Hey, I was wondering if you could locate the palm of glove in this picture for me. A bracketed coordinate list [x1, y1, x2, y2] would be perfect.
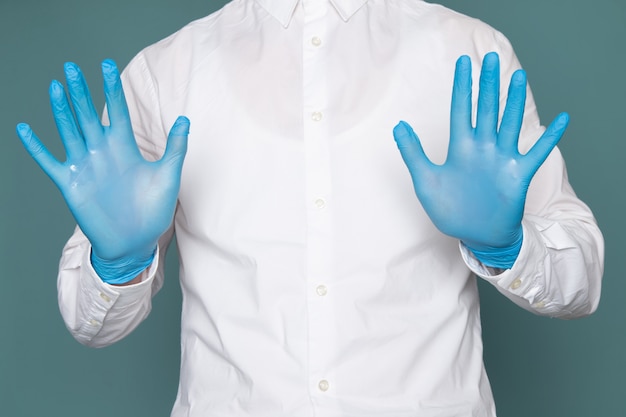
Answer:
[59, 139, 182, 262]
[394, 52, 569, 265]
[17, 60, 189, 262]
[406, 127, 529, 250]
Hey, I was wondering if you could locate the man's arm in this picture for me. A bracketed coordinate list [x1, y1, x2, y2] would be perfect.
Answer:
[17, 58, 187, 345]
[394, 52, 603, 318]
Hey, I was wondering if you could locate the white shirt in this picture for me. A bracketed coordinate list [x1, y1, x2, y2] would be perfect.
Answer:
[56, 0, 604, 416]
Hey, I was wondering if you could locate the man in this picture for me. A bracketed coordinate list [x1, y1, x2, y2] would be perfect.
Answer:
[16, 0, 603, 416]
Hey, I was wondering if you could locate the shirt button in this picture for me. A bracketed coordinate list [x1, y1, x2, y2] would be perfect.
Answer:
[311, 111, 323, 122]
[311, 36, 322, 47]
[99, 292, 111, 303]
[532, 301, 546, 309]
[315, 198, 326, 209]
[318, 380, 330, 392]
[88, 319, 100, 326]
[510, 278, 522, 290]
[316, 285, 328, 296]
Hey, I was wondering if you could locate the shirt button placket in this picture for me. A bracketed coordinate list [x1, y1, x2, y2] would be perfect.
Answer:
[302, 0, 333, 408]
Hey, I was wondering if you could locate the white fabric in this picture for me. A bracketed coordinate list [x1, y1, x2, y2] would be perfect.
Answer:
[56, 0, 604, 416]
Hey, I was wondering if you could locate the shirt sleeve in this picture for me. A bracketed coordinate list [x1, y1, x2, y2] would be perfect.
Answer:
[56, 52, 175, 347]
[460, 30, 604, 319]
[57, 227, 168, 348]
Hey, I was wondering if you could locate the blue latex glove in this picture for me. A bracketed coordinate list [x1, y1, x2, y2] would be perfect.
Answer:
[16, 60, 189, 284]
[393, 52, 569, 269]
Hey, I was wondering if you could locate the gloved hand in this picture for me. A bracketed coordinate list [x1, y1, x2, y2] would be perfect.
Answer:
[16, 60, 189, 284]
[393, 52, 569, 269]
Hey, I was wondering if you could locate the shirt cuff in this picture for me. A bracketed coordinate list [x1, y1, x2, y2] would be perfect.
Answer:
[460, 219, 550, 310]
[75, 245, 160, 340]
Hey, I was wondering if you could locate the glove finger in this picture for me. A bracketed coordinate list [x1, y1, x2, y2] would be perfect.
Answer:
[102, 59, 134, 136]
[50, 80, 87, 160]
[497, 69, 527, 152]
[393, 120, 432, 180]
[160, 116, 190, 173]
[475, 52, 500, 141]
[450, 55, 473, 143]
[64, 62, 103, 149]
[16, 123, 62, 183]
[524, 112, 569, 175]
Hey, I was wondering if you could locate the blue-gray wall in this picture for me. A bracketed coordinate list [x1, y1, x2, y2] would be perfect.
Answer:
[1, 1, 623, 416]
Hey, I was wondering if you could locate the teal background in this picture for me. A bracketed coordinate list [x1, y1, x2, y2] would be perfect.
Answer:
[0, 0, 623, 416]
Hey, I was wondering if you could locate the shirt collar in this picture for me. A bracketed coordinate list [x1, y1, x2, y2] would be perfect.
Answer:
[256, 0, 369, 27]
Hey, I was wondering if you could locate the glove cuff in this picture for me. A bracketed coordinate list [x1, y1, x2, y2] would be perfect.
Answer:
[464, 232, 523, 270]
[91, 248, 156, 285]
